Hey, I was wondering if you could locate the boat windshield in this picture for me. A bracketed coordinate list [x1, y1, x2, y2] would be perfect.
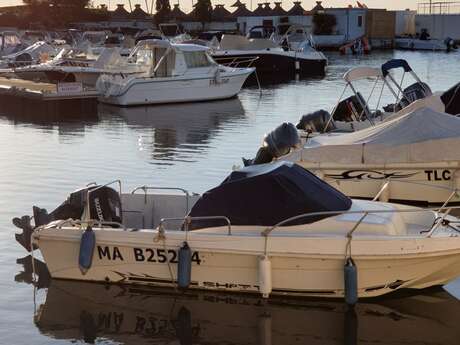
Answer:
[183, 51, 213, 68]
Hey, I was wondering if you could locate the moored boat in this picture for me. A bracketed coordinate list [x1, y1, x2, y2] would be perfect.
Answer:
[96, 39, 254, 106]
[13, 162, 460, 301]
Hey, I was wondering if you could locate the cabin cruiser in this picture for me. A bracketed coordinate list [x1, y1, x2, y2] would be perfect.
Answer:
[96, 39, 254, 106]
[211, 26, 327, 80]
[13, 162, 460, 301]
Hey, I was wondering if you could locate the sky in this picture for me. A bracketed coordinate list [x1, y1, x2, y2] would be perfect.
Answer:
[2, 0, 419, 13]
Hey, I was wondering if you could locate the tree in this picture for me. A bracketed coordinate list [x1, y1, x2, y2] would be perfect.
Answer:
[194, 0, 212, 30]
[155, 0, 171, 24]
[22, 0, 91, 27]
[312, 13, 337, 35]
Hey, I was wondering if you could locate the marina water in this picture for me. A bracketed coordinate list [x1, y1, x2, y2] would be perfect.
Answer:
[2, 50, 460, 344]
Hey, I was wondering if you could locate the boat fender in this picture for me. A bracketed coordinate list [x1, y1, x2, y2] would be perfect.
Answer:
[258, 255, 272, 298]
[344, 258, 358, 305]
[79, 226, 96, 275]
[178, 242, 192, 289]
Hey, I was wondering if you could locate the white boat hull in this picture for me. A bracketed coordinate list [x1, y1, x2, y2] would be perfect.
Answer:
[293, 162, 460, 205]
[98, 69, 253, 106]
[34, 224, 460, 299]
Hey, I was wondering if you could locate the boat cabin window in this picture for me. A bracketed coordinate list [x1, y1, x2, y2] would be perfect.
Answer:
[4, 34, 20, 48]
[183, 51, 212, 68]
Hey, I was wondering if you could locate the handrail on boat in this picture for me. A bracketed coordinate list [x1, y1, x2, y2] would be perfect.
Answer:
[216, 56, 259, 68]
[158, 215, 232, 235]
[131, 186, 192, 213]
[261, 205, 460, 238]
[53, 218, 126, 230]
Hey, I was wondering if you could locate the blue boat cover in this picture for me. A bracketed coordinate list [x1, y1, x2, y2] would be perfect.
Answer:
[188, 162, 352, 229]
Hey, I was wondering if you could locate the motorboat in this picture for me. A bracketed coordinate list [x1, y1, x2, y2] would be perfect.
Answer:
[246, 107, 460, 205]
[0, 41, 66, 68]
[13, 162, 460, 301]
[294, 59, 460, 135]
[395, 37, 456, 51]
[211, 26, 327, 81]
[96, 39, 254, 106]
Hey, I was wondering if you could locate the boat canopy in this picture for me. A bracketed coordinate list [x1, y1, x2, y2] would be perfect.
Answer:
[301, 107, 460, 164]
[188, 161, 351, 228]
[343, 67, 382, 83]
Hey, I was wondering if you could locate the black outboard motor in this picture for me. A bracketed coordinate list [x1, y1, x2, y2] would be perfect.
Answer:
[395, 82, 432, 110]
[331, 93, 368, 122]
[441, 81, 460, 115]
[296, 109, 334, 132]
[13, 185, 122, 251]
[243, 122, 300, 166]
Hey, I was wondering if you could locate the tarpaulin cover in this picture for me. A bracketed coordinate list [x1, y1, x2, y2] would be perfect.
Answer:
[188, 161, 351, 229]
[300, 106, 460, 164]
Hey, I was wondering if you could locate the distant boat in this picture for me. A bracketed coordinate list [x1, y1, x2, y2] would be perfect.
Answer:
[96, 39, 254, 106]
[395, 37, 456, 51]
[211, 26, 327, 81]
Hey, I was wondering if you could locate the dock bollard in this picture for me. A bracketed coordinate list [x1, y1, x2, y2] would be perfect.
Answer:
[258, 255, 272, 298]
[178, 242, 192, 288]
[344, 257, 358, 305]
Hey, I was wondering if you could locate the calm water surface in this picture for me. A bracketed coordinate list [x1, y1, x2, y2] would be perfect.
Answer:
[2, 50, 460, 344]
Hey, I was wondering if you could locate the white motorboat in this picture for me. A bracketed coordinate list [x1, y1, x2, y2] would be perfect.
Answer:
[0, 41, 66, 68]
[293, 59, 460, 136]
[13, 162, 460, 301]
[247, 107, 460, 205]
[96, 39, 254, 106]
[395, 37, 456, 51]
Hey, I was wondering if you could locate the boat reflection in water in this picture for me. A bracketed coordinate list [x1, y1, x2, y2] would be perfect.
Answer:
[98, 98, 246, 164]
[17, 256, 460, 345]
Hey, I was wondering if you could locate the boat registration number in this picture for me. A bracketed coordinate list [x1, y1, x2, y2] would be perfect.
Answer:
[97, 245, 202, 265]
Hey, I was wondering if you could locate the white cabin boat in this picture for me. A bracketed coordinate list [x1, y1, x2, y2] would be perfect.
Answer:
[96, 40, 254, 106]
[13, 162, 460, 301]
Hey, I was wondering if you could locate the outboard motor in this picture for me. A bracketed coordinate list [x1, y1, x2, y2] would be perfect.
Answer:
[13, 185, 122, 251]
[296, 109, 334, 133]
[331, 93, 368, 122]
[243, 122, 300, 166]
[441, 81, 460, 115]
[444, 37, 456, 52]
[395, 82, 432, 110]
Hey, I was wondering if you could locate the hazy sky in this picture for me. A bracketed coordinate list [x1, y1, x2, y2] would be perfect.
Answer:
[3, 0, 419, 13]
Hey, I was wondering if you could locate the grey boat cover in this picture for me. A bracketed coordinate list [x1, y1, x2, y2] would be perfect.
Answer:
[188, 161, 351, 228]
[298, 107, 460, 164]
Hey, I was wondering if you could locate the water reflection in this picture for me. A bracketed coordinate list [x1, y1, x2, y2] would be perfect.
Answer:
[99, 99, 246, 164]
[16, 256, 460, 345]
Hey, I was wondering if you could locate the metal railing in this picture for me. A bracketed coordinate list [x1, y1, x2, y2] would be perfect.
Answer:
[215, 56, 259, 68]
[131, 186, 191, 213]
[159, 215, 232, 236]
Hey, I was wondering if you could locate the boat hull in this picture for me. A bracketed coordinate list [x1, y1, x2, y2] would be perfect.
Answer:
[34, 227, 460, 299]
[98, 70, 252, 106]
[212, 50, 327, 83]
[294, 162, 460, 205]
